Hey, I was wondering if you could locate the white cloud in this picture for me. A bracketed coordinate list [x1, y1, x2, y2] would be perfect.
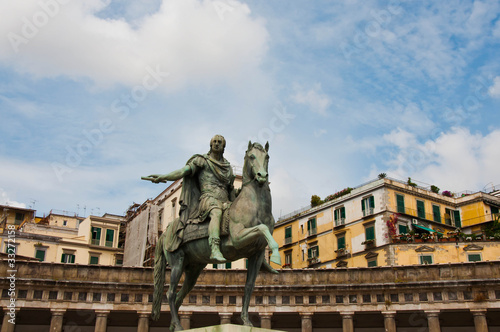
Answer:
[488, 76, 500, 97]
[0, 188, 27, 209]
[0, 0, 269, 90]
[291, 83, 331, 116]
[384, 127, 500, 192]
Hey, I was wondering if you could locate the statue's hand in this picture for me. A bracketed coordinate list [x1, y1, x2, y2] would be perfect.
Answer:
[141, 174, 165, 183]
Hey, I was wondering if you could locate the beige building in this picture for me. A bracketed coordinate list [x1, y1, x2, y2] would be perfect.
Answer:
[1, 260, 499, 331]
[1, 209, 124, 266]
[0, 204, 35, 232]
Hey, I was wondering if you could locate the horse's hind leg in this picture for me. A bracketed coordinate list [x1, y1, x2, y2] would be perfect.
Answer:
[174, 263, 206, 311]
[167, 251, 185, 332]
[241, 250, 265, 327]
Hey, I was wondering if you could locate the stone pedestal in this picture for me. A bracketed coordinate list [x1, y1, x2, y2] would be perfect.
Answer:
[185, 324, 284, 332]
[49, 309, 66, 332]
[471, 310, 488, 332]
[219, 313, 233, 325]
[1, 310, 15, 332]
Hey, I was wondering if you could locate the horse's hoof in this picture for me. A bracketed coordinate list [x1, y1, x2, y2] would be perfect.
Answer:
[170, 322, 183, 331]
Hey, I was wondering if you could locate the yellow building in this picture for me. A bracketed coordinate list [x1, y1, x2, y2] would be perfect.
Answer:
[0, 204, 35, 232]
[273, 177, 500, 269]
[1, 209, 124, 266]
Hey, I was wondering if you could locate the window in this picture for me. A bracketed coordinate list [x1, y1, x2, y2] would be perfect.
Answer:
[158, 208, 164, 232]
[334, 207, 346, 226]
[419, 255, 433, 265]
[307, 245, 319, 260]
[285, 226, 292, 244]
[307, 218, 317, 236]
[15, 212, 25, 225]
[468, 254, 482, 262]
[63, 220, 68, 226]
[212, 262, 231, 269]
[284, 251, 292, 267]
[396, 194, 405, 214]
[365, 225, 375, 241]
[398, 224, 408, 234]
[362, 196, 375, 216]
[91, 227, 101, 245]
[35, 249, 46, 262]
[171, 199, 177, 218]
[367, 259, 377, 267]
[105, 229, 114, 247]
[61, 253, 76, 264]
[432, 205, 441, 223]
[337, 235, 346, 250]
[115, 257, 123, 266]
[492, 206, 499, 217]
[5, 243, 17, 255]
[416, 200, 425, 219]
[89, 256, 99, 265]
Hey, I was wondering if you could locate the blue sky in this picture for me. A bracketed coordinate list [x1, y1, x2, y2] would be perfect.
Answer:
[1, 0, 500, 218]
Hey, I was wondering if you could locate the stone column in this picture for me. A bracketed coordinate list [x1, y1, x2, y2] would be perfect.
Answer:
[50, 309, 66, 332]
[179, 312, 192, 330]
[471, 310, 488, 332]
[219, 313, 233, 325]
[95, 310, 110, 332]
[425, 310, 441, 332]
[382, 311, 397, 332]
[340, 312, 354, 332]
[137, 312, 150, 332]
[300, 313, 313, 332]
[260, 313, 273, 330]
[1, 309, 16, 332]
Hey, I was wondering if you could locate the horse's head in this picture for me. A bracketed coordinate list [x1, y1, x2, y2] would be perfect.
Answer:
[244, 141, 269, 186]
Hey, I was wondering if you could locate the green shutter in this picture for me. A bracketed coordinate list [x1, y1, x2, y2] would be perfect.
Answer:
[225, 262, 232, 269]
[417, 201, 425, 219]
[285, 227, 292, 238]
[341, 207, 346, 219]
[365, 226, 375, 241]
[367, 260, 377, 267]
[361, 199, 366, 212]
[468, 254, 481, 262]
[453, 210, 462, 228]
[213, 264, 217, 269]
[71, 254, 75, 263]
[338, 237, 345, 249]
[307, 248, 312, 259]
[307, 220, 311, 231]
[433, 205, 441, 223]
[420, 255, 432, 265]
[369, 196, 375, 209]
[61, 254, 65, 263]
[311, 218, 316, 229]
[92, 227, 101, 240]
[35, 250, 45, 262]
[90, 256, 99, 265]
[396, 194, 405, 213]
[398, 224, 408, 234]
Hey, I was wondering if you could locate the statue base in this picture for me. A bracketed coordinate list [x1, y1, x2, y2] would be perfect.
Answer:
[185, 324, 285, 332]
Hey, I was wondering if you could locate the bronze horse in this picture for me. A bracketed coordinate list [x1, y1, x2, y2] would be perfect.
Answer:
[152, 141, 281, 331]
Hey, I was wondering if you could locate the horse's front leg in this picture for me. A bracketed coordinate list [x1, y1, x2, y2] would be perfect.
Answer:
[242, 250, 265, 326]
[230, 223, 281, 265]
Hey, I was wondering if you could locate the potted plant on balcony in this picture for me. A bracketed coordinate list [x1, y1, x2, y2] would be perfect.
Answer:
[420, 233, 432, 242]
[335, 248, 347, 256]
[442, 190, 454, 198]
[362, 239, 376, 247]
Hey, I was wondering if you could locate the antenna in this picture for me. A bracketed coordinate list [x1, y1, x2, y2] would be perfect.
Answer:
[29, 199, 38, 210]
[76, 204, 80, 216]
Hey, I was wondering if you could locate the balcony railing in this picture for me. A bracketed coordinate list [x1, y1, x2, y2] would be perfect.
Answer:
[105, 241, 113, 248]
[308, 228, 317, 236]
[284, 237, 292, 245]
[91, 239, 100, 246]
[335, 218, 345, 227]
[363, 208, 374, 217]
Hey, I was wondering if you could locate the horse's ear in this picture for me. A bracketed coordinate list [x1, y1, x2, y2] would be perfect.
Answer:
[248, 141, 252, 150]
[265, 141, 269, 152]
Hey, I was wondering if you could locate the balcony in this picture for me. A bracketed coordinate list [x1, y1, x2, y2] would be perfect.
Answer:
[284, 237, 292, 245]
[362, 239, 376, 248]
[308, 228, 317, 237]
[335, 218, 345, 227]
[307, 257, 320, 265]
[363, 208, 374, 217]
[105, 241, 114, 248]
[91, 239, 100, 246]
[335, 248, 349, 257]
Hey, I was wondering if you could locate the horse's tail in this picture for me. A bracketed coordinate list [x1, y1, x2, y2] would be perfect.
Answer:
[152, 234, 167, 321]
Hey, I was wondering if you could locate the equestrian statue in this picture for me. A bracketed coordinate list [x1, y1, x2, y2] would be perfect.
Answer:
[142, 135, 281, 331]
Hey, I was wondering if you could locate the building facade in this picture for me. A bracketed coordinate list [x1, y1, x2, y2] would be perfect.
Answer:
[1, 260, 499, 331]
[273, 178, 500, 270]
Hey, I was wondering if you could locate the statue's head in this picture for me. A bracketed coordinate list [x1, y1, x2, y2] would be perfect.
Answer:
[209, 135, 226, 154]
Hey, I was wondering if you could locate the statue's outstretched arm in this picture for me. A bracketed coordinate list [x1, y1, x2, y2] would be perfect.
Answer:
[142, 165, 192, 183]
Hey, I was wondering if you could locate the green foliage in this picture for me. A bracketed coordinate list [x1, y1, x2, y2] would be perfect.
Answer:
[311, 195, 323, 207]
[407, 177, 417, 187]
[484, 214, 500, 238]
[430, 185, 440, 193]
[378, 173, 387, 179]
